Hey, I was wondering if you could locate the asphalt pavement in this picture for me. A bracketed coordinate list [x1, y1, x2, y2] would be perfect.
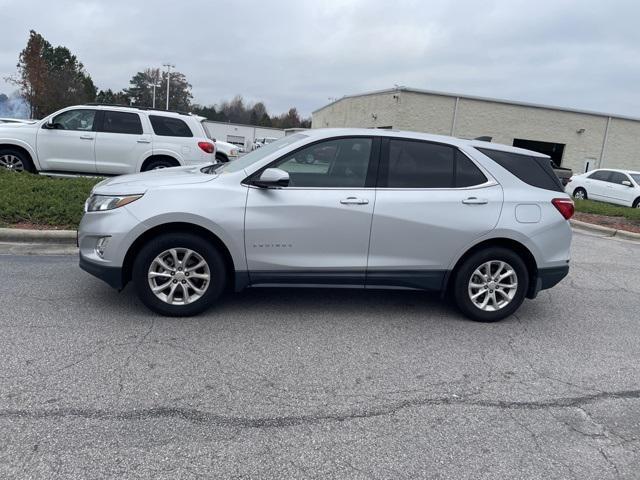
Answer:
[0, 230, 639, 479]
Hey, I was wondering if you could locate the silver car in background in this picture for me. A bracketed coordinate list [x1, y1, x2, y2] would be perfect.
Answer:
[78, 128, 573, 322]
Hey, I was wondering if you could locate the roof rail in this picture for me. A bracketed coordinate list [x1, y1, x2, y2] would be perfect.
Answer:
[84, 103, 192, 116]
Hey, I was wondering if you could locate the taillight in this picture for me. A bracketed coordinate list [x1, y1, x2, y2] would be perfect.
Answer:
[198, 141, 214, 154]
[552, 198, 574, 220]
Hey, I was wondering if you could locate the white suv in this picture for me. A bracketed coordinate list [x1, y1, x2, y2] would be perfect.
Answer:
[0, 105, 215, 175]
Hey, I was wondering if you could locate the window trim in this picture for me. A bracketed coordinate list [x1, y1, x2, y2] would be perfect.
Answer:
[376, 137, 496, 190]
[243, 135, 381, 189]
[98, 110, 144, 135]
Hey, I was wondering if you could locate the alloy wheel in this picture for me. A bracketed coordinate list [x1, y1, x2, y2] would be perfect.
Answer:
[574, 190, 585, 200]
[0, 154, 24, 172]
[468, 260, 518, 312]
[147, 248, 211, 305]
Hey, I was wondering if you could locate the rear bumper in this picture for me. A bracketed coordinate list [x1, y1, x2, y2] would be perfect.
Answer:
[79, 254, 124, 290]
[528, 265, 569, 298]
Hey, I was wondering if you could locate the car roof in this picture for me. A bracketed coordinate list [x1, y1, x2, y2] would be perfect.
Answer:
[304, 128, 550, 158]
[593, 168, 640, 175]
[77, 104, 201, 120]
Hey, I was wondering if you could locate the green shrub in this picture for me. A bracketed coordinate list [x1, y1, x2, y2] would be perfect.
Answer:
[0, 170, 100, 228]
[574, 198, 640, 223]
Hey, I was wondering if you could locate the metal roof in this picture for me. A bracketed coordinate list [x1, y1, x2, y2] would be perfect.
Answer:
[312, 87, 640, 123]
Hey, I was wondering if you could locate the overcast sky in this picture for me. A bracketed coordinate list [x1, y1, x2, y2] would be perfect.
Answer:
[1, 0, 639, 117]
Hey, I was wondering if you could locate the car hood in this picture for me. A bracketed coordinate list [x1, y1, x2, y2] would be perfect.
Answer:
[92, 164, 215, 194]
[0, 121, 38, 130]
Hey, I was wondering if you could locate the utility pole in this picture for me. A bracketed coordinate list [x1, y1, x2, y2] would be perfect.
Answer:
[152, 82, 161, 109]
[163, 63, 174, 110]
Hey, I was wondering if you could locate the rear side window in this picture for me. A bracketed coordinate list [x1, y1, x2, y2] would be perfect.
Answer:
[477, 148, 563, 192]
[384, 139, 454, 188]
[149, 115, 193, 137]
[588, 170, 611, 181]
[456, 151, 487, 187]
[102, 111, 142, 135]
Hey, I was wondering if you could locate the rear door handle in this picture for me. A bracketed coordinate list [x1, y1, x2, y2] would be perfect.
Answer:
[462, 197, 488, 205]
[137, 139, 151, 144]
[79, 134, 94, 140]
[340, 197, 369, 205]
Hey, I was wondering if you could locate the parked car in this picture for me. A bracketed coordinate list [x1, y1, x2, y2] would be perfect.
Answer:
[253, 137, 278, 149]
[551, 161, 573, 186]
[566, 168, 640, 208]
[78, 129, 573, 322]
[210, 139, 240, 163]
[0, 105, 215, 174]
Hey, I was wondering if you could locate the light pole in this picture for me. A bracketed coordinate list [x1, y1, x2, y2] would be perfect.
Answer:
[163, 63, 174, 110]
[152, 82, 161, 109]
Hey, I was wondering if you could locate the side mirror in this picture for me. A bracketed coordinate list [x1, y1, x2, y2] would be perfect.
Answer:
[622, 180, 632, 187]
[42, 120, 55, 129]
[253, 168, 289, 188]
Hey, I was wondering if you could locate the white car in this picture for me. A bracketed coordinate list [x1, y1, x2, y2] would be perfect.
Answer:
[211, 139, 240, 163]
[565, 169, 640, 208]
[0, 118, 35, 125]
[0, 105, 215, 174]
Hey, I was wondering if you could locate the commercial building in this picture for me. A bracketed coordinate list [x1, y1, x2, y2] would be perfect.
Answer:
[312, 87, 640, 173]
[202, 120, 285, 150]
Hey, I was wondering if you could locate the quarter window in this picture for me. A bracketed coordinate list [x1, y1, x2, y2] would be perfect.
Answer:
[271, 138, 373, 188]
[50, 109, 96, 131]
[384, 139, 455, 188]
[149, 115, 193, 137]
[102, 111, 143, 135]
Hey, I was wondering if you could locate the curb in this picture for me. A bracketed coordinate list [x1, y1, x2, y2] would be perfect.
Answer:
[0, 227, 76, 245]
[570, 219, 640, 241]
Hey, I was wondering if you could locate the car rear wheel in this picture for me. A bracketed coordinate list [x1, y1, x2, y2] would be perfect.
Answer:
[132, 233, 227, 316]
[453, 247, 529, 322]
[143, 158, 178, 171]
[573, 187, 587, 200]
[633, 198, 640, 209]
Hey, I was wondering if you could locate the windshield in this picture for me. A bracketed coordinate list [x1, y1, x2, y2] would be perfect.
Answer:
[213, 133, 308, 173]
[631, 174, 640, 185]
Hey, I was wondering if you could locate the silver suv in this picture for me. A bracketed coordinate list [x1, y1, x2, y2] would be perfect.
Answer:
[78, 129, 573, 322]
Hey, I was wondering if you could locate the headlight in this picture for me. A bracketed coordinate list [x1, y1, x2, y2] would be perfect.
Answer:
[231, 149, 239, 156]
[85, 194, 143, 212]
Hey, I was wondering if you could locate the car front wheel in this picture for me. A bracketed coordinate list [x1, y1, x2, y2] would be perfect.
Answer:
[453, 248, 529, 322]
[132, 233, 227, 316]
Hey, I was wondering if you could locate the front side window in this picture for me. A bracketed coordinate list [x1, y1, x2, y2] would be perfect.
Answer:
[102, 111, 143, 135]
[271, 137, 372, 188]
[50, 109, 96, 131]
[149, 115, 193, 137]
[608, 172, 630, 185]
[383, 139, 455, 188]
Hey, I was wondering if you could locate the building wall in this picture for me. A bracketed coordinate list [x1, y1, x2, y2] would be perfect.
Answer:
[603, 118, 640, 170]
[202, 121, 284, 149]
[312, 91, 640, 173]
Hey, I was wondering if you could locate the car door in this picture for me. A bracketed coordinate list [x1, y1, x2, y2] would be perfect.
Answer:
[94, 110, 151, 175]
[366, 138, 502, 290]
[605, 172, 635, 205]
[244, 136, 378, 286]
[583, 170, 611, 200]
[35, 108, 97, 173]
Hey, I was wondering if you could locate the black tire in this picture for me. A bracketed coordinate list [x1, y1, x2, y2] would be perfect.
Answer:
[132, 233, 227, 317]
[142, 158, 177, 171]
[452, 247, 529, 322]
[633, 197, 640, 209]
[215, 153, 229, 163]
[573, 187, 588, 200]
[0, 147, 35, 173]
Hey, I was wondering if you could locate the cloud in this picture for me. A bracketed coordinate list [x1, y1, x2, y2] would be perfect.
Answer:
[1, 0, 640, 117]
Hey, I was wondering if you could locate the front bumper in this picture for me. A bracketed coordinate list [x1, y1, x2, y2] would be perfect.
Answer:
[79, 254, 124, 290]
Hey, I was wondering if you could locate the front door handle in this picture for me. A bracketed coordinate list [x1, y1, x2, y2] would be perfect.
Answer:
[462, 197, 488, 205]
[79, 134, 94, 140]
[340, 197, 369, 205]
